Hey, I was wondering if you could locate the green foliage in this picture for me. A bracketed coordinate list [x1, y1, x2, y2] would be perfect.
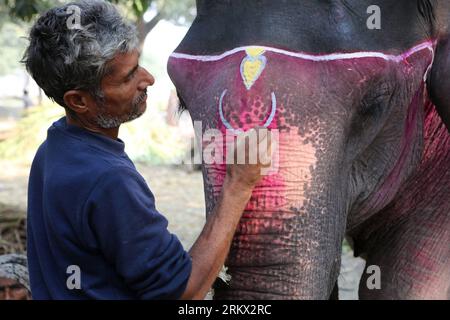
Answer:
[153, 0, 196, 24]
[109, 0, 151, 18]
[1, 0, 61, 21]
[0, 103, 64, 162]
[0, 21, 28, 75]
[342, 239, 352, 254]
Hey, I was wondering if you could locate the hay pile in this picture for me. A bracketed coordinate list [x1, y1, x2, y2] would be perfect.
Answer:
[0, 203, 26, 255]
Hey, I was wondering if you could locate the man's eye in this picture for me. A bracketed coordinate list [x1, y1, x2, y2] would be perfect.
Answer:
[125, 73, 136, 82]
[125, 67, 139, 82]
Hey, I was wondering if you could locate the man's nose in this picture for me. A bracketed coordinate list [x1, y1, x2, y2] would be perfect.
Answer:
[138, 68, 155, 90]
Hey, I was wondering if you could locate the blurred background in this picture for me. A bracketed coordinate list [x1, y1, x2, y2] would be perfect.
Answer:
[0, 0, 364, 300]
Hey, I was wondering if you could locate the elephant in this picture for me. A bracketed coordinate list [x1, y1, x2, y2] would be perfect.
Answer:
[167, 0, 450, 299]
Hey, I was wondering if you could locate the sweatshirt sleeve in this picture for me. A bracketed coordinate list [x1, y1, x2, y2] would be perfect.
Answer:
[82, 166, 192, 300]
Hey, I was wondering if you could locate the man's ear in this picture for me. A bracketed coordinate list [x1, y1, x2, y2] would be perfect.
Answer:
[63, 90, 92, 114]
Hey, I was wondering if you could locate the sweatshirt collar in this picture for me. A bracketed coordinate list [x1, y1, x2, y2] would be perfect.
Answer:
[51, 117, 126, 156]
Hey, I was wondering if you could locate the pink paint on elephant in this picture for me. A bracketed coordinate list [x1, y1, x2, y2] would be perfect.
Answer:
[168, 41, 435, 225]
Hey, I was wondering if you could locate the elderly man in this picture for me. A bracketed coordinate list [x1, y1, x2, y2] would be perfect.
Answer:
[24, 0, 272, 300]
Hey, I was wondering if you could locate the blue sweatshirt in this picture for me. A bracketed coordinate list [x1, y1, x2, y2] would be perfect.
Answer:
[27, 117, 192, 300]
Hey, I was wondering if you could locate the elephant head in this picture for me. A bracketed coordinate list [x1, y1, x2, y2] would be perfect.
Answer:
[168, 0, 450, 299]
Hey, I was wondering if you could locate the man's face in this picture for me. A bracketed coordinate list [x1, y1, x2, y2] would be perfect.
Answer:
[0, 278, 30, 300]
[93, 49, 155, 129]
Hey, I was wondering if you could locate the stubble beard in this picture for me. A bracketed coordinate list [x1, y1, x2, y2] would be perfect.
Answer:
[94, 90, 148, 129]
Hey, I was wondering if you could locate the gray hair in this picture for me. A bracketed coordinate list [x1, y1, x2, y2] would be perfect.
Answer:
[22, 0, 139, 108]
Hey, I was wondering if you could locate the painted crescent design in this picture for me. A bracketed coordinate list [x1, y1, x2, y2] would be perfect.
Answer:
[219, 89, 277, 135]
[240, 48, 267, 90]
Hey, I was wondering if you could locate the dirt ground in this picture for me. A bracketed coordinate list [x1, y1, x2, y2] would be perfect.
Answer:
[0, 159, 365, 299]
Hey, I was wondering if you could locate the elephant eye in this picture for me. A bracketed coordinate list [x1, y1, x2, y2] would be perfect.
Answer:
[359, 82, 393, 117]
[349, 82, 395, 135]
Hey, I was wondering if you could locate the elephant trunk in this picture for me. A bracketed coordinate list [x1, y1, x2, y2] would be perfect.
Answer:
[206, 136, 348, 299]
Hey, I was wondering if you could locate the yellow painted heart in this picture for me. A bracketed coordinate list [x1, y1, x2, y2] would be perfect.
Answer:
[240, 47, 267, 90]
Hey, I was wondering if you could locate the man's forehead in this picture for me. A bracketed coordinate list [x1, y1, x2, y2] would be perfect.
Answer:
[105, 50, 141, 77]
[0, 277, 19, 286]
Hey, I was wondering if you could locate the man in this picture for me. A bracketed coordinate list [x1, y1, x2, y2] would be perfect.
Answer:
[0, 254, 30, 300]
[24, 0, 272, 299]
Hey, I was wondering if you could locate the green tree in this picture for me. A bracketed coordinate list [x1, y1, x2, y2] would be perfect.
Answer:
[0, 21, 29, 75]
[111, 0, 195, 48]
[1, 0, 196, 47]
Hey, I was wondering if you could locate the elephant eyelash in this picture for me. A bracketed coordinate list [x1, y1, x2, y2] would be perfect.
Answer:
[360, 98, 384, 118]
[177, 91, 188, 113]
[417, 0, 436, 24]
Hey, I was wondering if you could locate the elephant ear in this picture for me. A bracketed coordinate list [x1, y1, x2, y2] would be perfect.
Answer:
[417, 0, 440, 37]
[417, 0, 436, 24]
[428, 35, 450, 132]
[426, 1, 450, 132]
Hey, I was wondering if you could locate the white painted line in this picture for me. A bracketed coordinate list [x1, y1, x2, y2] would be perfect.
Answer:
[170, 40, 435, 63]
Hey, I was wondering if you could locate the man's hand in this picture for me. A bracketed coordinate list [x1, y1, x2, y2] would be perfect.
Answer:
[225, 127, 274, 189]
[180, 128, 275, 300]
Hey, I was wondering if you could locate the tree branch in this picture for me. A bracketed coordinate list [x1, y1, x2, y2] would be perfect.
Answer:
[137, 12, 163, 49]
